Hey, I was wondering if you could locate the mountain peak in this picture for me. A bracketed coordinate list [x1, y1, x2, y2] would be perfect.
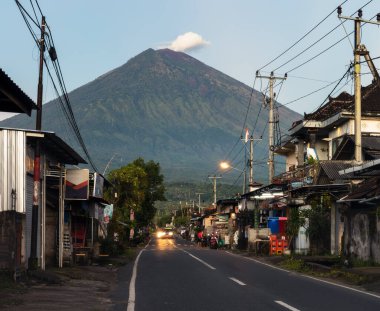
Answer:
[0, 49, 301, 182]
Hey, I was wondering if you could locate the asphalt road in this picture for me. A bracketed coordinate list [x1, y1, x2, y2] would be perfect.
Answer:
[111, 236, 380, 311]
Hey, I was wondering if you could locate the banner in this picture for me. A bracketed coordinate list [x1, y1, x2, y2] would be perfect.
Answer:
[92, 173, 104, 198]
[103, 204, 113, 224]
[65, 169, 89, 200]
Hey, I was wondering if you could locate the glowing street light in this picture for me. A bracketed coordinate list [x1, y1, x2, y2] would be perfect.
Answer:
[219, 161, 246, 193]
[220, 161, 242, 172]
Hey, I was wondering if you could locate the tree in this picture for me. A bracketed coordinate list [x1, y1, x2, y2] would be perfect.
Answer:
[132, 158, 166, 226]
[105, 164, 148, 241]
[286, 207, 305, 254]
[157, 214, 173, 228]
[303, 194, 331, 255]
[104, 158, 166, 241]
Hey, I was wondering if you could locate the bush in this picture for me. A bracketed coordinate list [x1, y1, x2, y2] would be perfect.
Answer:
[99, 237, 124, 256]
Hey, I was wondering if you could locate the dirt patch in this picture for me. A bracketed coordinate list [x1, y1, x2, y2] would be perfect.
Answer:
[0, 265, 118, 310]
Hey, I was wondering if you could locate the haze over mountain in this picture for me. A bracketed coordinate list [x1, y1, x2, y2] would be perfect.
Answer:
[0, 48, 301, 183]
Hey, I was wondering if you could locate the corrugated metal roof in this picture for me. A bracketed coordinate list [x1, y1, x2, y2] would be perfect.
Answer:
[0, 68, 37, 115]
[319, 160, 354, 180]
[0, 127, 86, 165]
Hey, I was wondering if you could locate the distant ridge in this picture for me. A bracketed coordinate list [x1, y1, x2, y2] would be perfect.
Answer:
[0, 48, 301, 182]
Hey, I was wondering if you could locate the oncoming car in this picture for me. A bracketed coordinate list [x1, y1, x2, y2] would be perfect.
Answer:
[156, 227, 174, 239]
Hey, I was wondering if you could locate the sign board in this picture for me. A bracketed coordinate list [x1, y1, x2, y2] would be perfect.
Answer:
[65, 169, 89, 200]
[92, 173, 104, 198]
[103, 204, 113, 224]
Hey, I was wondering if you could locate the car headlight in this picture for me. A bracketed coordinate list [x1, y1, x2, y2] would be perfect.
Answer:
[157, 231, 165, 238]
[169, 231, 173, 236]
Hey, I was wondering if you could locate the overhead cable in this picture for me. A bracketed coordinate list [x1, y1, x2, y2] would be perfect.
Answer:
[258, 0, 349, 71]
[281, 2, 375, 74]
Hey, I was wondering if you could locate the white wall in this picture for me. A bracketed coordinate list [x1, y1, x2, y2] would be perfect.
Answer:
[286, 151, 298, 171]
[0, 130, 26, 213]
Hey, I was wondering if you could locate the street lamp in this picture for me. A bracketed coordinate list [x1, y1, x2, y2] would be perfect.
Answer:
[220, 161, 242, 172]
[219, 161, 246, 194]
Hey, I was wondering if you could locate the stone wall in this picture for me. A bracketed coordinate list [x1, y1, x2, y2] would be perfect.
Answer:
[344, 207, 380, 263]
[0, 211, 19, 270]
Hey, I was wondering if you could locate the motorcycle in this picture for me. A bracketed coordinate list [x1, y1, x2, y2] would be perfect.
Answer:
[209, 234, 218, 249]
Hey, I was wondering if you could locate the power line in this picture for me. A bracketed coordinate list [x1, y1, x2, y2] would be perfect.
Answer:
[284, 2, 375, 74]
[303, 65, 353, 127]
[258, 0, 349, 71]
[15, 1, 99, 172]
[277, 77, 343, 108]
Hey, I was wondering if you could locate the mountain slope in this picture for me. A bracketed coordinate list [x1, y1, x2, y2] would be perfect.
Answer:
[0, 49, 300, 182]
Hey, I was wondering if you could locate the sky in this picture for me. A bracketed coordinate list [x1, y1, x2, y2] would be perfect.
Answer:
[1, 0, 380, 123]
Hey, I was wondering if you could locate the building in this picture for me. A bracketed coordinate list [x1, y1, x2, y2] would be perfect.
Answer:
[274, 81, 380, 256]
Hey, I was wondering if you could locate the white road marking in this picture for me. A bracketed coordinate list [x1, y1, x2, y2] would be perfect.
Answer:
[275, 300, 300, 311]
[229, 277, 246, 286]
[180, 249, 216, 270]
[225, 251, 289, 273]
[127, 249, 145, 311]
[225, 251, 380, 300]
[144, 239, 151, 249]
[302, 274, 380, 299]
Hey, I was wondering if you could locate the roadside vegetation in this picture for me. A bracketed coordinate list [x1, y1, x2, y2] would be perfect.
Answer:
[279, 256, 380, 288]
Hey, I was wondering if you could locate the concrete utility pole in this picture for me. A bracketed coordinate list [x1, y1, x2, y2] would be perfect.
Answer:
[247, 136, 262, 192]
[29, 16, 46, 269]
[256, 72, 286, 183]
[338, 8, 380, 164]
[241, 135, 261, 192]
[195, 193, 204, 214]
[208, 175, 222, 205]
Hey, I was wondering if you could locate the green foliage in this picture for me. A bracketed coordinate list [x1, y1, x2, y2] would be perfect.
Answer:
[174, 215, 190, 227]
[104, 158, 166, 241]
[304, 194, 332, 254]
[280, 258, 309, 272]
[286, 208, 306, 252]
[156, 214, 173, 228]
[307, 156, 317, 165]
[164, 182, 241, 202]
[99, 237, 124, 257]
[132, 158, 166, 226]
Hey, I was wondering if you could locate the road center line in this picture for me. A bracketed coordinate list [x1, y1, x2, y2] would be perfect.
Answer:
[180, 249, 216, 270]
[127, 249, 145, 311]
[274, 300, 300, 311]
[229, 277, 246, 286]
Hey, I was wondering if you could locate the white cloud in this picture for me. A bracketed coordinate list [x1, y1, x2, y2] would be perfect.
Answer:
[167, 32, 210, 52]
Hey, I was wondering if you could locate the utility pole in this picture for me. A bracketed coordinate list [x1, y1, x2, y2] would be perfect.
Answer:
[338, 8, 380, 164]
[247, 136, 262, 192]
[29, 16, 46, 269]
[256, 71, 286, 183]
[208, 175, 222, 205]
[195, 192, 204, 214]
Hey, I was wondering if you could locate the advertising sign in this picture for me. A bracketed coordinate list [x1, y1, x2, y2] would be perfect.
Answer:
[92, 173, 104, 198]
[103, 204, 113, 224]
[65, 169, 89, 200]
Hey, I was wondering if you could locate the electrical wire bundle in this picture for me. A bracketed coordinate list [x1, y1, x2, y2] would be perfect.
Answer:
[15, 0, 99, 172]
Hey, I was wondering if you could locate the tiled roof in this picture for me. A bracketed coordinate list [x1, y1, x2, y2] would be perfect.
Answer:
[342, 177, 380, 201]
[304, 83, 380, 121]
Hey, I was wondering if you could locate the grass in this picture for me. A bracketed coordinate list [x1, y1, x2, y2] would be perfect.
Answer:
[279, 257, 310, 272]
[278, 257, 375, 286]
